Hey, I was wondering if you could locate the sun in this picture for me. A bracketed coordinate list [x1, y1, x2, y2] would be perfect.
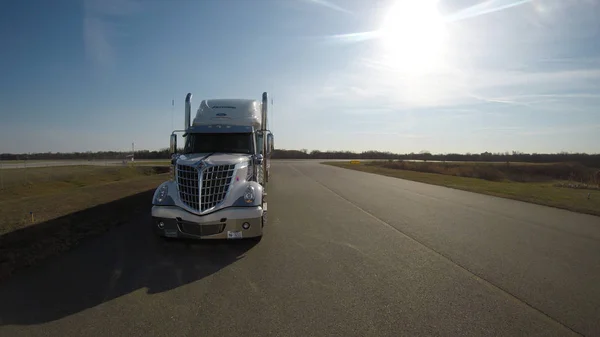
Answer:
[378, 0, 447, 74]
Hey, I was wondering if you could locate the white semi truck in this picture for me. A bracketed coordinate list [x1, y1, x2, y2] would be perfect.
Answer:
[151, 92, 274, 241]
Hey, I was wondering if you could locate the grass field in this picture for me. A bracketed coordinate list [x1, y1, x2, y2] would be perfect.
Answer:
[0, 165, 171, 280]
[326, 161, 600, 216]
[0, 166, 169, 235]
[132, 160, 170, 166]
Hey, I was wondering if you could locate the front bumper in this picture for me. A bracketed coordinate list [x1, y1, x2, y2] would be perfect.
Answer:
[152, 205, 264, 239]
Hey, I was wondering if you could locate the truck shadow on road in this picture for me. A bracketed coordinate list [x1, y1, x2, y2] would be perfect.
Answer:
[0, 192, 258, 326]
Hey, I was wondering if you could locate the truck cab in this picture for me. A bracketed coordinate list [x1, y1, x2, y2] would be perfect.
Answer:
[151, 92, 274, 241]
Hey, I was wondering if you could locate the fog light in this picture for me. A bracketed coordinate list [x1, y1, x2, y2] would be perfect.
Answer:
[242, 222, 250, 230]
[158, 221, 165, 229]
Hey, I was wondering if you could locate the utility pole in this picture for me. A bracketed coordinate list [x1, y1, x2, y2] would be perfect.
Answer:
[132, 142, 135, 162]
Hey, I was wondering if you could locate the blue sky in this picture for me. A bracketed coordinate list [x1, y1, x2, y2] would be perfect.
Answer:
[1, 0, 599, 154]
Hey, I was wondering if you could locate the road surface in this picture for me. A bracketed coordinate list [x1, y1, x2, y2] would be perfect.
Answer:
[1, 161, 599, 336]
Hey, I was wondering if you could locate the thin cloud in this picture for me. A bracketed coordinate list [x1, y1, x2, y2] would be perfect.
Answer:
[354, 132, 430, 138]
[519, 124, 600, 136]
[316, 31, 379, 45]
[473, 126, 524, 132]
[469, 93, 600, 111]
[308, 0, 536, 45]
[304, 0, 354, 15]
[496, 93, 600, 101]
[438, 109, 507, 120]
[324, 130, 430, 138]
[466, 92, 535, 108]
[445, 0, 532, 23]
[308, 58, 600, 114]
[472, 68, 600, 89]
[83, 17, 115, 69]
[83, 0, 139, 70]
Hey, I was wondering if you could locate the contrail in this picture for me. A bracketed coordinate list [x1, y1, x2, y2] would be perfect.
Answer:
[445, 0, 533, 22]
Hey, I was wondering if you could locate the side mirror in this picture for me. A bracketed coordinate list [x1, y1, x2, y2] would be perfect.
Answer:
[267, 133, 274, 154]
[170, 134, 177, 155]
[254, 154, 264, 165]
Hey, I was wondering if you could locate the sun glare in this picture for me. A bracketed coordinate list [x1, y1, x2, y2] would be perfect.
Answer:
[378, 0, 447, 74]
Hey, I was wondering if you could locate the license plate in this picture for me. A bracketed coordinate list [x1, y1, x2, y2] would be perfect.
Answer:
[227, 231, 243, 239]
[164, 229, 178, 238]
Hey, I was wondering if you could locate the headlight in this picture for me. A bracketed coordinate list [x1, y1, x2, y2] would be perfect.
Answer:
[156, 184, 168, 203]
[244, 186, 255, 203]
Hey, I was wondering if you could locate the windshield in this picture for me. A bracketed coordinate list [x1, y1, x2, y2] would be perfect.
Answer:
[183, 133, 253, 154]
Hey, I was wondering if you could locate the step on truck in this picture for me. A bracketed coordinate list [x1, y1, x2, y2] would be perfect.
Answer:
[151, 92, 274, 241]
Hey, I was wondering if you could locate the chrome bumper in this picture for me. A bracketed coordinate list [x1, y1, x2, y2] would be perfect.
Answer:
[151, 205, 264, 239]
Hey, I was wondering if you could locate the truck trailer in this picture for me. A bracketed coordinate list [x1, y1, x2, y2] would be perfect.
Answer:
[151, 92, 274, 241]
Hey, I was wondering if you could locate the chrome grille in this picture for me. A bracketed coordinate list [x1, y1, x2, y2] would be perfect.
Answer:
[176, 163, 236, 213]
[201, 164, 235, 211]
[176, 164, 199, 211]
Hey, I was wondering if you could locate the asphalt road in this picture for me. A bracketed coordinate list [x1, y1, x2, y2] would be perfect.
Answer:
[1, 161, 599, 336]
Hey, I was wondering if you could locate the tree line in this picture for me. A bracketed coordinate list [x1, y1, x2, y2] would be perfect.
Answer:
[0, 149, 171, 161]
[2, 149, 599, 168]
[271, 150, 600, 167]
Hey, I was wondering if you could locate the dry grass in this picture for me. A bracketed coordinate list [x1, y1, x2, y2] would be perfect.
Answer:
[0, 165, 170, 280]
[374, 161, 599, 184]
[326, 161, 600, 216]
[131, 160, 170, 166]
[0, 165, 164, 201]
[0, 166, 168, 235]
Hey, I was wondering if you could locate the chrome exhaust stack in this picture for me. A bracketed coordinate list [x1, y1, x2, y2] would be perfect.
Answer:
[185, 93, 192, 129]
[261, 92, 268, 131]
[261, 92, 268, 182]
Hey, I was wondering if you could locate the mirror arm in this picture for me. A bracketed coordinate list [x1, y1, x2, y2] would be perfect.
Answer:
[253, 154, 264, 165]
